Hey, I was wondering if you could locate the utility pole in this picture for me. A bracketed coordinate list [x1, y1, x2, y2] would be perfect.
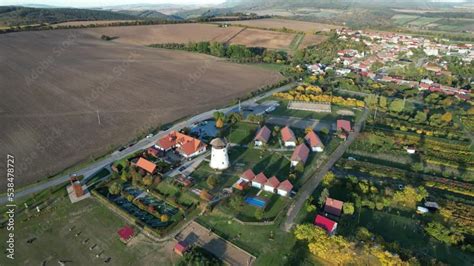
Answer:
[96, 109, 101, 126]
[373, 94, 379, 120]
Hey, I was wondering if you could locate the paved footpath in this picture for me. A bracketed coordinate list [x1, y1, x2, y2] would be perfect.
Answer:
[281, 108, 369, 232]
[1, 82, 295, 205]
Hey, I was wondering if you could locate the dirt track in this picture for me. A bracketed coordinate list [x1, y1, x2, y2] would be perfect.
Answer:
[0, 29, 282, 187]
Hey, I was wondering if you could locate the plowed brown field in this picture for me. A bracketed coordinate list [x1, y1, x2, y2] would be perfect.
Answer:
[0, 29, 282, 187]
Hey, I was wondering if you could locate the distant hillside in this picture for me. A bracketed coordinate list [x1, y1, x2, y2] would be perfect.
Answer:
[223, 0, 460, 9]
[116, 10, 182, 20]
[0, 6, 138, 26]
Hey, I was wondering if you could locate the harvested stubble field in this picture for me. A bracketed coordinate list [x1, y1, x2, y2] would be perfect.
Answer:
[219, 18, 342, 33]
[86, 23, 297, 50]
[0, 29, 282, 187]
[229, 28, 296, 50]
[300, 34, 329, 48]
[87, 23, 243, 46]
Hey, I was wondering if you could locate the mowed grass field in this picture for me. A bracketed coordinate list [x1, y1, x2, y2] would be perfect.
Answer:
[0, 196, 177, 265]
[219, 18, 341, 33]
[0, 29, 283, 187]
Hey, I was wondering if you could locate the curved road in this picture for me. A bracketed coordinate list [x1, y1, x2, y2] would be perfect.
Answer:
[281, 108, 369, 232]
[1, 82, 295, 205]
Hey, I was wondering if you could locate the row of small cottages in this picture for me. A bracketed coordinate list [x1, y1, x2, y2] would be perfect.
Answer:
[238, 169, 293, 197]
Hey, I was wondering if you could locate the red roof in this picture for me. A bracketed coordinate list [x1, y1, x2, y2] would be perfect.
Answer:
[291, 144, 310, 164]
[265, 176, 280, 188]
[117, 226, 134, 241]
[241, 169, 256, 181]
[253, 172, 268, 184]
[156, 131, 206, 156]
[314, 215, 337, 234]
[277, 180, 293, 192]
[136, 157, 157, 173]
[281, 126, 296, 143]
[305, 131, 323, 148]
[255, 126, 271, 143]
[337, 120, 352, 132]
[174, 241, 188, 254]
[324, 198, 344, 216]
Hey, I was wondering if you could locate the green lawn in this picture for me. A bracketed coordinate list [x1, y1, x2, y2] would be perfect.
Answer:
[0, 196, 175, 265]
[155, 181, 199, 206]
[290, 32, 305, 50]
[227, 121, 259, 144]
[155, 181, 180, 196]
[197, 212, 319, 266]
[190, 147, 291, 191]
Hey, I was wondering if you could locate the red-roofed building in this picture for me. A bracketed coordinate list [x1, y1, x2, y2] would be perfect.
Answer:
[252, 172, 268, 189]
[117, 226, 135, 243]
[174, 241, 189, 256]
[314, 215, 338, 234]
[281, 126, 296, 147]
[264, 176, 280, 193]
[135, 157, 157, 174]
[337, 120, 352, 140]
[291, 144, 310, 166]
[254, 126, 271, 146]
[305, 131, 324, 152]
[155, 131, 206, 158]
[277, 180, 293, 197]
[324, 198, 344, 216]
[337, 120, 352, 132]
[240, 169, 256, 183]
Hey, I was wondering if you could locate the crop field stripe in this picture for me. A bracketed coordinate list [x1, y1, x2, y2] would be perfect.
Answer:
[290, 33, 305, 51]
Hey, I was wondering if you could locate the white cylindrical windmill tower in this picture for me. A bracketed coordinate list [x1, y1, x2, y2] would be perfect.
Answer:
[209, 138, 229, 170]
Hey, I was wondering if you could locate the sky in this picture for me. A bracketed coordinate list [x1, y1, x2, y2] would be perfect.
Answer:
[0, 0, 226, 8]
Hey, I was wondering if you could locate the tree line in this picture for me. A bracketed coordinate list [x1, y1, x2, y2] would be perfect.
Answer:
[149, 41, 289, 64]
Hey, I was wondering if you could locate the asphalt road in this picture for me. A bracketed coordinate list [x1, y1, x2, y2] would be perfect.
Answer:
[281, 108, 369, 232]
[1, 82, 295, 205]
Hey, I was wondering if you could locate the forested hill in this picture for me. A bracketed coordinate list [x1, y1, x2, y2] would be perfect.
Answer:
[0, 6, 139, 26]
[223, 0, 459, 9]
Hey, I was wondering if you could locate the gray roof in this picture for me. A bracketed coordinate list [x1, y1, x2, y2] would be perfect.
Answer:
[210, 138, 226, 148]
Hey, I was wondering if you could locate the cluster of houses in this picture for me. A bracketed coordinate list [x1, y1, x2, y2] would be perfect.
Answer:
[314, 28, 472, 101]
[235, 169, 293, 197]
[314, 197, 345, 234]
[254, 125, 327, 166]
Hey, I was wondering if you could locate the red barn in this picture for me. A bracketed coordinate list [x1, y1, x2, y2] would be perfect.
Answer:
[314, 215, 338, 234]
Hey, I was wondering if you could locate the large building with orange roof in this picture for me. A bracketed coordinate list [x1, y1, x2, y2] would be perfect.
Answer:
[155, 131, 207, 158]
